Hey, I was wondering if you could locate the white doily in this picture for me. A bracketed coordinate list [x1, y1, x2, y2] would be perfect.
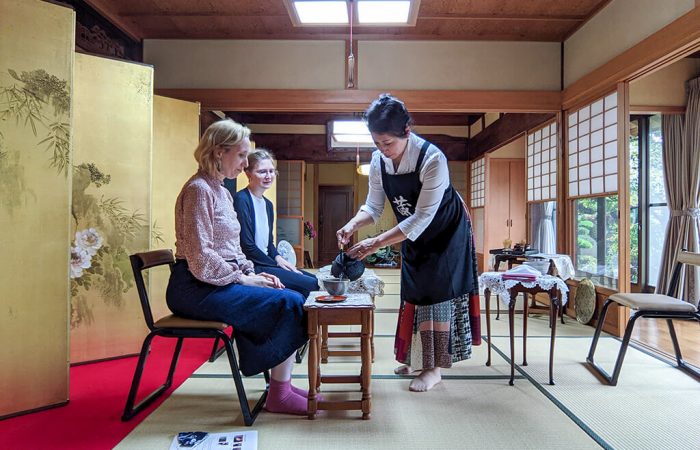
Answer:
[478, 271, 569, 306]
[316, 265, 385, 297]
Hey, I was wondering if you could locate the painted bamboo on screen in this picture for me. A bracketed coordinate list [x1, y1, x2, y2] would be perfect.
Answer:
[70, 53, 153, 363]
[0, 0, 73, 417]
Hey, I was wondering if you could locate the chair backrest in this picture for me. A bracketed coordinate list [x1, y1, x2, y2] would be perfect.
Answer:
[129, 249, 175, 330]
[666, 250, 700, 297]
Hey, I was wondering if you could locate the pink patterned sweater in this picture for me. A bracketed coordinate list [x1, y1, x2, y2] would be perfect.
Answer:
[174, 171, 255, 286]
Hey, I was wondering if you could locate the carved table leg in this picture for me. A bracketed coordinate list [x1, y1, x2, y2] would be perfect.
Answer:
[522, 291, 528, 366]
[509, 290, 517, 386]
[307, 311, 319, 419]
[361, 310, 372, 420]
[485, 289, 492, 367]
[549, 290, 559, 386]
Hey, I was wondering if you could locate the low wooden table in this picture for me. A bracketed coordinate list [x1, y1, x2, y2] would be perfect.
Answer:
[304, 291, 375, 420]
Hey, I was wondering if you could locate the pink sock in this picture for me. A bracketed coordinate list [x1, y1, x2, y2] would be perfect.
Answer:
[290, 385, 323, 401]
[290, 385, 308, 398]
[265, 379, 308, 415]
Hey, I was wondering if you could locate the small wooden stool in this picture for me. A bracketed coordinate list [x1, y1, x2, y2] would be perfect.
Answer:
[321, 294, 375, 363]
[304, 292, 374, 420]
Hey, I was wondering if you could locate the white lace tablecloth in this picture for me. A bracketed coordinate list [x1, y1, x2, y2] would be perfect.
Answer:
[478, 272, 569, 306]
[316, 266, 385, 297]
[528, 253, 575, 280]
[304, 291, 374, 309]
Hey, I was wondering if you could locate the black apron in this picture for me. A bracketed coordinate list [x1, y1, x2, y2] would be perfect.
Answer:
[381, 139, 473, 306]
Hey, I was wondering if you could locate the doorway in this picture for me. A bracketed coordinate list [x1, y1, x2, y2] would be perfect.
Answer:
[317, 185, 354, 266]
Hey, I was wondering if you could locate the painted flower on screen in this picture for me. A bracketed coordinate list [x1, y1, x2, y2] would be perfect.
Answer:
[70, 246, 92, 279]
[75, 227, 103, 256]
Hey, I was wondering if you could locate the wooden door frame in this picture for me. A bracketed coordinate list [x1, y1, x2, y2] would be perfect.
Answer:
[315, 184, 354, 267]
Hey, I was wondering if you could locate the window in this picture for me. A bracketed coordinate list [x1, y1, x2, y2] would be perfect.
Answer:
[470, 158, 485, 208]
[528, 201, 556, 254]
[629, 114, 668, 290]
[574, 196, 619, 289]
[527, 122, 557, 202]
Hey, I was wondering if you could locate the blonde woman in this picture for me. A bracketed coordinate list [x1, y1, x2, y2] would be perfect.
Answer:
[167, 120, 309, 415]
[233, 148, 319, 298]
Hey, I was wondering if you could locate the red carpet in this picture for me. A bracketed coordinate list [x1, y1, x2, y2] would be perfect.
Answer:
[0, 337, 216, 450]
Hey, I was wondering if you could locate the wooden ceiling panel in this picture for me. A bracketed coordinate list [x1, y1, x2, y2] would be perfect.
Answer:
[85, 0, 612, 42]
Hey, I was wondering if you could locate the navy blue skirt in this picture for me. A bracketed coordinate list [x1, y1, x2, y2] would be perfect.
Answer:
[166, 261, 308, 376]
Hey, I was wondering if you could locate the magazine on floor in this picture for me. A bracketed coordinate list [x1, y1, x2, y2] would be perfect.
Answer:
[169, 430, 258, 450]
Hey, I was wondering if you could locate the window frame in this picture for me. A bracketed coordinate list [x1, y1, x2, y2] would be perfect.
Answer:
[629, 114, 668, 292]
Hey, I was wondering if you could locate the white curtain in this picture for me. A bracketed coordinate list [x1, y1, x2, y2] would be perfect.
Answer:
[531, 201, 556, 254]
[656, 76, 700, 305]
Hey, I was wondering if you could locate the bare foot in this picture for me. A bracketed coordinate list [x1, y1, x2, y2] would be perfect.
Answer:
[409, 368, 442, 392]
[394, 364, 417, 375]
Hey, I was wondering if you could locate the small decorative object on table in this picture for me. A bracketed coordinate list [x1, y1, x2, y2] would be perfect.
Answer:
[303, 220, 317, 240]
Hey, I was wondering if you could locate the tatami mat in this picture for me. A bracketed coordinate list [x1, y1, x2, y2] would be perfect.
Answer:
[116, 377, 599, 450]
[116, 275, 699, 449]
[489, 334, 700, 450]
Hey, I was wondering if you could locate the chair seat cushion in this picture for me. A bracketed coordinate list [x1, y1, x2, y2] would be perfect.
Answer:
[154, 314, 228, 330]
[609, 293, 697, 312]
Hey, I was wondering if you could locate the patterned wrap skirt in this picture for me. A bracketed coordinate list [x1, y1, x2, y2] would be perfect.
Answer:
[394, 293, 473, 369]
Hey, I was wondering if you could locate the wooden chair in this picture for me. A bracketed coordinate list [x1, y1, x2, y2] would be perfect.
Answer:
[587, 250, 700, 385]
[122, 249, 269, 425]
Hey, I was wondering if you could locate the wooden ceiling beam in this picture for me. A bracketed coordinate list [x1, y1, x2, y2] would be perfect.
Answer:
[468, 113, 555, 160]
[420, 14, 585, 22]
[224, 111, 481, 126]
[156, 89, 561, 114]
[253, 133, 467, 162]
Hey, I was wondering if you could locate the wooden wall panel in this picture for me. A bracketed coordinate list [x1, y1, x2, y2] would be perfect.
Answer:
[0, 0, 74, 417]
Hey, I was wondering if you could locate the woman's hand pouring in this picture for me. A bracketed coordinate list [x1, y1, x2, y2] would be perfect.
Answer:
[346, 237, 381, 261]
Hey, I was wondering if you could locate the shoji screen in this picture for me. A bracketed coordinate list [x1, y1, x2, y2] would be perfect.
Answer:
[470, 158, 485, 207]
[567, 92, 619, 197]
[527, 122, 558, 202]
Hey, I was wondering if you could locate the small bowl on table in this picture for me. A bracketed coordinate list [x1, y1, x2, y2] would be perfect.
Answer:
[322, 278, 349, 296]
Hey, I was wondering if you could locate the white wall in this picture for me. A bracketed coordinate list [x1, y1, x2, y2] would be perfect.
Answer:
[489, 135, 526, 159]
[144, 39, 346, 89]
[145, 39, 560, 91]
[630, 58, 700, 107]
[359, 41, 560, 90]
[564, 0, 695, 87]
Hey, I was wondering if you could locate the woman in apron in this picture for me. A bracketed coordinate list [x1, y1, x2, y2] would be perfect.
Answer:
[337, 94, 480, 392]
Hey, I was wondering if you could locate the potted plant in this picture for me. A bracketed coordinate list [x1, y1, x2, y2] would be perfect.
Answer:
[365, 244, 399, 268]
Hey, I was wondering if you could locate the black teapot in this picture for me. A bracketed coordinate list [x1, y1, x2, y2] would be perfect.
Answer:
[331, 251, 365, 281]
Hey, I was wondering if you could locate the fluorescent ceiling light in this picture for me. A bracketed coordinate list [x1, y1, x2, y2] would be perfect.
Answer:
[294, 1, 348, 24]
[357, 1, 411, 23]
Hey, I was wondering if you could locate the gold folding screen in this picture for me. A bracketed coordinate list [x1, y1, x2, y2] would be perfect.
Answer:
[150, 95, 200, 320]
[70, 53, 153, 363]
[0, 0, 73, 417]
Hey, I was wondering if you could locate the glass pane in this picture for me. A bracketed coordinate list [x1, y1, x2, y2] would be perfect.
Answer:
[648, 114, 666, 204]
[574, 196, 619, 289]
[630, 206, 639, 284]
[647, 205, 669, 288]
[528, 201, 556, 254]
[277, 217, 301, 246]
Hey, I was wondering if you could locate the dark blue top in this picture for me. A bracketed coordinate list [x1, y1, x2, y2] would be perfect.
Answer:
[232, 188, 280, 267]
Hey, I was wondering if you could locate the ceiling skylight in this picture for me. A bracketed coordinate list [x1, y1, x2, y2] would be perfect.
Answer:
[331, 120, 375, 147]
[294, 1, 348, 24]
[357, 1, 411, 23]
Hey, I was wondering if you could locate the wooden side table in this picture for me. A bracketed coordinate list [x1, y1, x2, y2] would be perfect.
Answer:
[304, 292, 375, 420]
[479, 273, 568, 386]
